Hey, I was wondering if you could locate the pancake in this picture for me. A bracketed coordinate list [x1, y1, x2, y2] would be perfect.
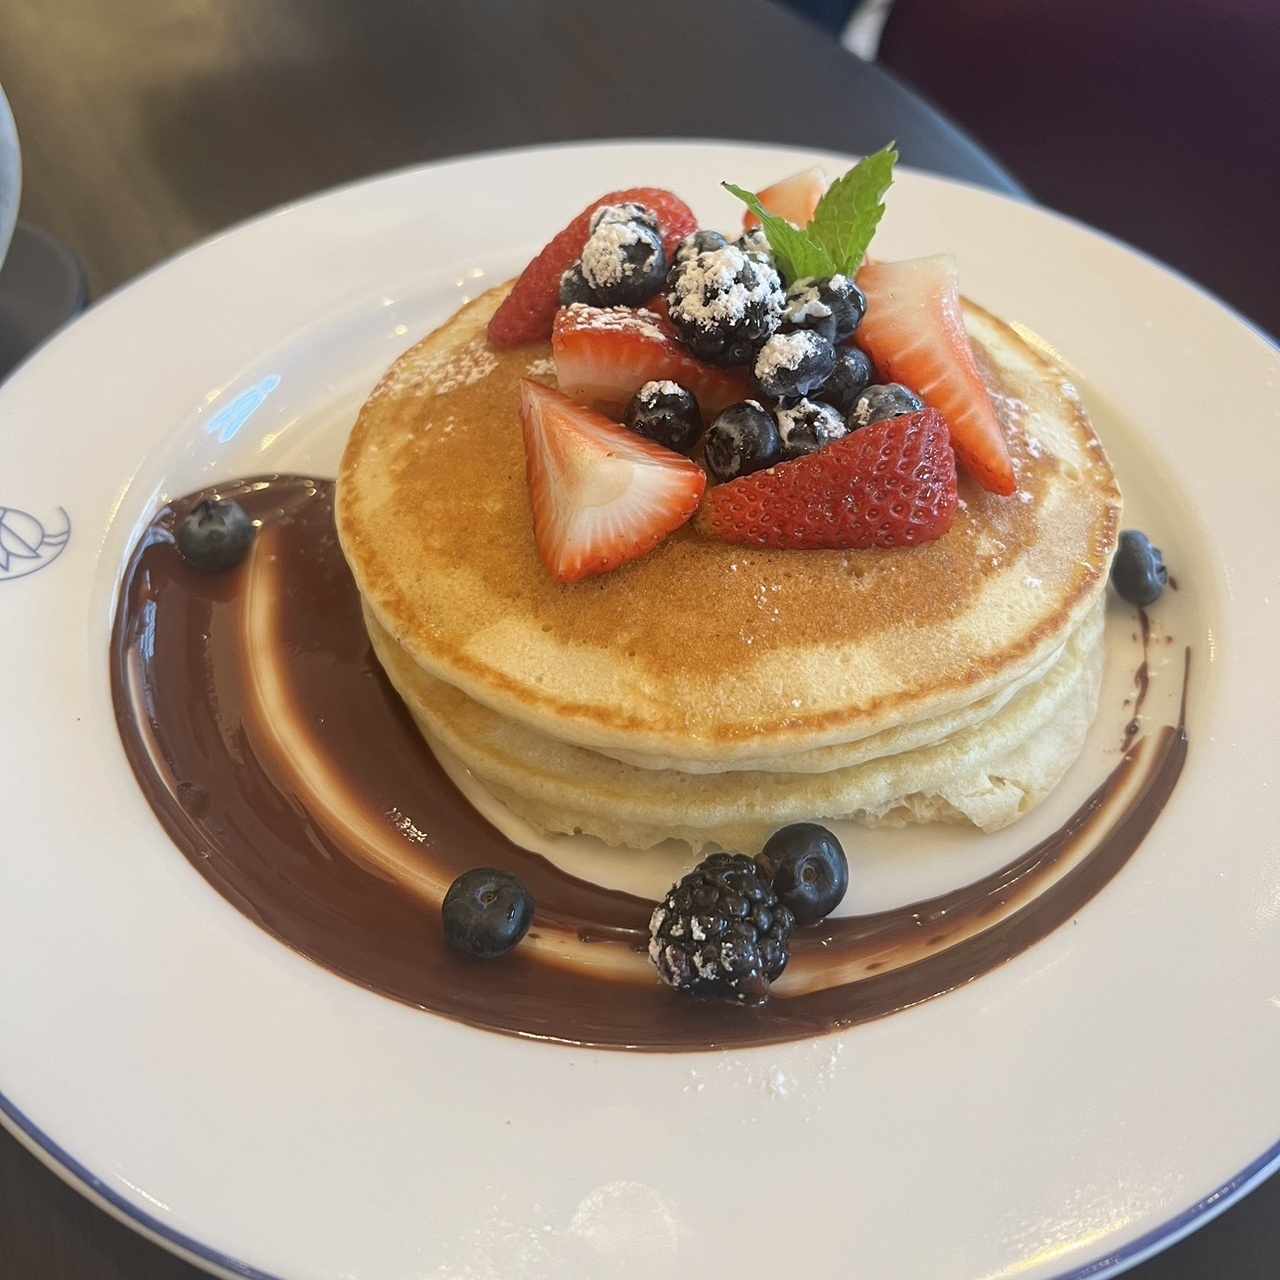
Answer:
[336, 283, 1121, 768]
[367, 599, 1103, 851]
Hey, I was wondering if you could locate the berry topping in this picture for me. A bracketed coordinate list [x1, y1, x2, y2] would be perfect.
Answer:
[740, 165, 827, 230]
[757, 823, 849, 926]
[487, 187, 697, 348]
[442, 868, 534, 959]
[733, 227, 774, 264]
[698, 408, 957, 550]
[849, 382, 924, 428]
[857, 255, 1016, 495]
[576, 207, 667, 307]
[1111, 530, 1168, 606]
[558, 262, 595, 306]
[704, 401, 782, 484]
[674, 229, 729, 267]
[754, 329, 837, 400]
[624, 380, 703, 453]
[776, 397, 848, 460]
[665, 245, 784, 367]
[816, 345, 875, 415]
[519, 379, 705, 583]
[552, 303, 752, 417]
[589, 202, 660, 233]
[649, 852, 795, 1004]
[176, 498, 255, 572]
[782, 274, 866, 344]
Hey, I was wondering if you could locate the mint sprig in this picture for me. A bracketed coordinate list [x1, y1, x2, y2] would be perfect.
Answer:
[721, 183, 836, 282]
[723, 142, 898, 285]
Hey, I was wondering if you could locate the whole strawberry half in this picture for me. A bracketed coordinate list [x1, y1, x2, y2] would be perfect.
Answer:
[552, 303, 752, 417]
[520, 380, 706, 582]
[698, 409, 957, 551]
[488, 188, 697, 348]
[857, 255, 1015, 496]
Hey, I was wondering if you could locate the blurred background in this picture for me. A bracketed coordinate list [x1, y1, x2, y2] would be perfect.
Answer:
[0, 2, 1276, 1277]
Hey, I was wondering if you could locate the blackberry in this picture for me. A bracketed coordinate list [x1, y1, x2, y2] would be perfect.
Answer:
[666, 245, 784, 367]
[579, 212, 667, 307]
[781, 274, 867, 344]
[648, 852, 795, 1004]
[704, 401, 781, 483]
[673, 229, 728, 268]
[734, 227, 774, 264]
[1111, 530, 1168, 606]
[625, 380, 703, 453]
[775, 397, 847, 460]
[176, 498, 255, 572]
[816, 345, 874, 415]
[848, 382, 924, 429]
[754, 330, 837, 400]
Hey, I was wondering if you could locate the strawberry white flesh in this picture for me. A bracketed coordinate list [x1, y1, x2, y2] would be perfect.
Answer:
[519, 380, 706, 583]
[552, 304, 750, 416]
[742, 166, 827, 230]
[857, 255, 1016, 496]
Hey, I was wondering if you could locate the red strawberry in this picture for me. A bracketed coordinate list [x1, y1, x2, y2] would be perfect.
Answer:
[698, 409, 957, 550]
[488, 188, 697, 348]
[857, 256, 1016, 496]
[552, 304, 751, 416]
[519, 380, 706, 582]
[741, 166, 826, 230]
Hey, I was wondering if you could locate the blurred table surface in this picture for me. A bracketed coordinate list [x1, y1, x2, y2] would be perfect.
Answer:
[0, 1, 1273, 1278]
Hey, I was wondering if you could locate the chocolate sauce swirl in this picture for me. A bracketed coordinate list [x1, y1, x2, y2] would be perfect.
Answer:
[110, 477, 1188, 1051]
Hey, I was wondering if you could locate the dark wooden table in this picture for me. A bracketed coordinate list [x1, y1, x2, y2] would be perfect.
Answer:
[0, 2, 1273, 1277]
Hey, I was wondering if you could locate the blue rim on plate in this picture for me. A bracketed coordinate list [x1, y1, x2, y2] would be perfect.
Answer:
[3, 1085, 1278, 1280]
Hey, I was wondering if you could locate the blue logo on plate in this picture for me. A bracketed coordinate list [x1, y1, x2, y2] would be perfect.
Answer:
[205, 374, 282, 444]
[0, 505, 71, 582]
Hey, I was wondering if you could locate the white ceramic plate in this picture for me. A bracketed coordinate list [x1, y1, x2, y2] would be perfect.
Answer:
[2, 141, 1278, 1280]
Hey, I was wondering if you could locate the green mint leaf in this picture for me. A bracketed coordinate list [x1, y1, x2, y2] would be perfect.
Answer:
[721, 182, 836, 284]
[806, 141, 898, 276]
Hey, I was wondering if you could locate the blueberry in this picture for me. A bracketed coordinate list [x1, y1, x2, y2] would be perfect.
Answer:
[781, 275, 867, 344]
[559, 262, 595, 306]
[1111, 530, 1168, 606]
[674, 229, 728, 267]
[704, 401, 782, 483]
[775, 397, 848, 460]
[579, 214, 667, 307]
[625, 380, 703, 453]
[176, 497, 255, 572]
[816, 345, 875, 415]
[442, 868, 534, 959]
[757, 823, 849, 926]
[754, 330, 837, 400]
[848, 382, 924, 429]
[666, 245, 784, 366]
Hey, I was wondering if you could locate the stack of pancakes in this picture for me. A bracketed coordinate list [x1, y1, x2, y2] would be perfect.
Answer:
[337, 284, 1121, 853]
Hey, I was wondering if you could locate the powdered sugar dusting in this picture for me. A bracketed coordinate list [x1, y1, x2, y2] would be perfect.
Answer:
[369, 335, 497, 402]
[637, 379, 683, 404]
[525, 356, 556, 376]
[582, 219, 648, 288]
[562, 302, 666, 342]
[669, 245, 782, 332]
[755, 330, 820, 382]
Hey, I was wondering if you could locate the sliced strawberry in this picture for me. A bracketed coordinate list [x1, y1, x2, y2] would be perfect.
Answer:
[741, 166, 827, 230]
[488, 188, 697, 348]
[698, 409, 957, 550]
[552, 304, 751, 416]
[857, 256, 1016, 496]
[520, 380, 706, 582]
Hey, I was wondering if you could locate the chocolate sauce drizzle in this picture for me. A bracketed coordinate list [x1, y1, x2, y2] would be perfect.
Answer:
[110, 478, 1189, 1051]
